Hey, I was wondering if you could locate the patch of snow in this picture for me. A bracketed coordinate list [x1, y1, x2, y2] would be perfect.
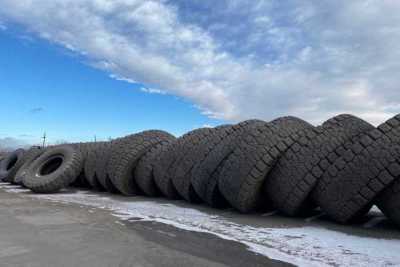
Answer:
[1, 185, 399, 267]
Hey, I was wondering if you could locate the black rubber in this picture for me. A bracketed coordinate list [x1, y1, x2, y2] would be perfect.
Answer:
[84, 142, 105, 190]
[316, 128, 400, 223]
[374, 115, 400, 226]
[96, 141, 120, 193]
[0, 148, 25, 183]
[14, 146, 45, 185]
[191, 120, 267, 207]
[265, 114, 374, 216]
[218, 117, 313, 213]
[311, 119, 378, 208]
[108, 130, 175, 196]
[70, 143, 93, 188]
[153, 128, 214, 199]
[153, 141, 179, 199]
[377, 179, 400, 227]
[169, 127, 220, 202]
[135, 137, 176, 197]
[170, 125, 235, 203]
[23, 145, 83, 193]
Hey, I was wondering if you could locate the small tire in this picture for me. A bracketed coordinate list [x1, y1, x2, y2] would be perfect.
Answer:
[23, 145, 83, 193]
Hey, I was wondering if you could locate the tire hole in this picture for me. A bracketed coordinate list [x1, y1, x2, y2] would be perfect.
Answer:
[40, 156, 64, 176]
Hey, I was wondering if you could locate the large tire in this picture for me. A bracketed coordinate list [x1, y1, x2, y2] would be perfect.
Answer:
[23, 145, 83, 193]
[169, 125, 233, 203]
[191, 120, 267, 207]
[170, 127, 219, 202]
[377, 179, 400, 227]
[265, 114, 374, 216]
[311, 116, 377, 207]
[96, 141, 120, 193]
[70, 143, 92, 188]
[153, 128, 215, 199]
[108, 130, 175, 196]
[316, 128, 400, 223]
[135, 137, 176, 197]
[153, 140, 180, 199]
[14, 146, 45, 185]
[374, 115, 400, 226]
[84, 142, 105, 190]
[218, 117, 313, 213]
[0, 149, 25, 183]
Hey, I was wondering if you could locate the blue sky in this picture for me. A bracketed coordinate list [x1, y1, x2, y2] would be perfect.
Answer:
[0, 1, 399, 148]
[0, 26, 222, 146]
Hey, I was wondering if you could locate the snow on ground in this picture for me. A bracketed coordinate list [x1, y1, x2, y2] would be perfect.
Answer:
[1, 183, 399, 267]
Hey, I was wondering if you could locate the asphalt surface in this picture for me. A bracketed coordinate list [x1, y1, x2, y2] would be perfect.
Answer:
[0, 189, 291, 267]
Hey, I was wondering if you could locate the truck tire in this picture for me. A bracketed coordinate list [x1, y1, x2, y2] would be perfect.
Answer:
[218, 117, 313, 213]
[265, 114, 374, 216]
[23, 145, 83, 193]
[108, 130, 175, 196]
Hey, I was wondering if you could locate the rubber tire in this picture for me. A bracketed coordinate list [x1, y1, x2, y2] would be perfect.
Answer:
[152, 141, 179, 199]
[135, 137, 176, 197]
[108, 130, 175, 196]
[373, 114, 400, 227]
[265, 114, 374, 216]
[70, 142, 93, 188]
[23, 145, 83, 193]
[96, 141, 120, 193]
[169, 125, 233, 203]
[0, 149, 25, 183]
[376, 179, 400, 227]
[316, 128, 400, 223]
[190, 120, 267, 207]
[153, 128, 214, 199]
[14, 146, 45, 185]
[169, 127, 218, 202]
[84, 142, 105, 190]
[218, 117, 313, 213]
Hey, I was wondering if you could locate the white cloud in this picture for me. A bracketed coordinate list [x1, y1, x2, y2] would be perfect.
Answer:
[140, 87, 166, 95]
[0, 0, 399, 125]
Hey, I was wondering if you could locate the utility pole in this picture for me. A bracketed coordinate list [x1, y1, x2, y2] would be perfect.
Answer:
[42, 132, 47, 148]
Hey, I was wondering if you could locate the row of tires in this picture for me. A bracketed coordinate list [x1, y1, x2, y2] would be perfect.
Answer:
[1, 113, 400, 228]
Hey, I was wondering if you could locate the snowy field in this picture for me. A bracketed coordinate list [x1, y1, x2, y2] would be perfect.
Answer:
[1, 183, 399, 267]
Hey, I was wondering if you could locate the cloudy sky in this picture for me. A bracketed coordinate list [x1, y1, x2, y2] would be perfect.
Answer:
[0, 0, 399, 147]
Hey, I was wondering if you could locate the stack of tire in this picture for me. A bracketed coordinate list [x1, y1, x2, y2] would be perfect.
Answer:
[1, 113, 400, 228]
